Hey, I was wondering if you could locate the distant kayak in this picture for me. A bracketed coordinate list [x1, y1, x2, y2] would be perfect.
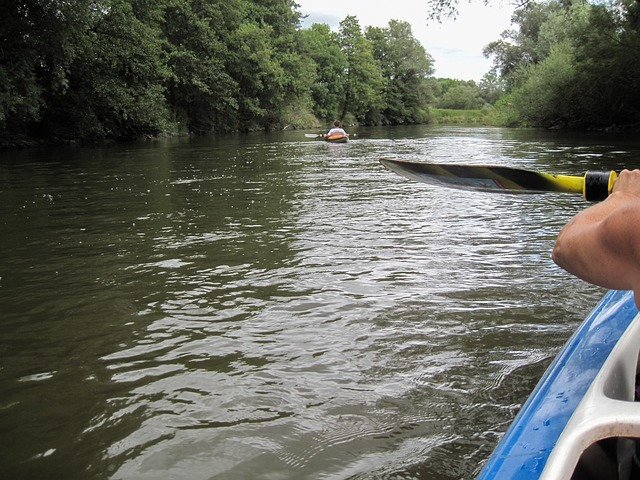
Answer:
[324, 134, 349, 143]
[304, 133, 354, 143]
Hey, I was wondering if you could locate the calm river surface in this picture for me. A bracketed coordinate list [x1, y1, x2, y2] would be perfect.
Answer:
[1, 125, 639, 479]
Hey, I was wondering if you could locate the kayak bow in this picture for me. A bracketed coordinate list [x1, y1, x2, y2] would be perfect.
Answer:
[379, 158, 617, 201]
[478, 289, 639, 479]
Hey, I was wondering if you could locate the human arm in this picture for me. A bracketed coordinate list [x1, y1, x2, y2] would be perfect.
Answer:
[552, 169, 640, 307]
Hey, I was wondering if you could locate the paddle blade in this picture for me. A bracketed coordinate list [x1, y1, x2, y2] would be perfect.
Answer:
[379, 159, 617, 200]
[379, 158, 583, 194]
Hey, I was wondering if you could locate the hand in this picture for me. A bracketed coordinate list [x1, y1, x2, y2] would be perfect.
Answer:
[612, 169, 640, 200]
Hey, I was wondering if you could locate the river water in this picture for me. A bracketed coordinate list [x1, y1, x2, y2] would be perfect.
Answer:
[1, 126, 638, 479]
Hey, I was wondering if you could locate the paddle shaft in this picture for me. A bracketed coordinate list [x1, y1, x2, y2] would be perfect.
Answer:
[305, 133, 358, 138]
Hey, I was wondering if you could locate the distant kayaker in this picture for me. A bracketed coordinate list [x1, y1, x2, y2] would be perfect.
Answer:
[553, 168, 640, 308]
[325, 120, 348, 138]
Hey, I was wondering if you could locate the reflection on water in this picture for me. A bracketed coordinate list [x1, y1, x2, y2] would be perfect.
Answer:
[1, 126, 637, 479]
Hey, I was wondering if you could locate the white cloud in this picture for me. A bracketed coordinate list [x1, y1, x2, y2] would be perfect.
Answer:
[296, 0, 515, 81]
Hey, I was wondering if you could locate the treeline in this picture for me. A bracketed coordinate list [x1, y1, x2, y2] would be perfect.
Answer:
[3, 0, 638, 147]
[1, 0, 445, 146]
[485, 0, 640, 129]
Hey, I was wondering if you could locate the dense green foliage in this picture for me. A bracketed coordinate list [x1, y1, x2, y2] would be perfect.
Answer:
[429, 108, 486, 124]
[485, 0, 640, 129]
[0, 0, 438, 146]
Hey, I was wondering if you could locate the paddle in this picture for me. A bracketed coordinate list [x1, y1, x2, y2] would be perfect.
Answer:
[304, 133, 362, 138]
[379, 158, 618, 201]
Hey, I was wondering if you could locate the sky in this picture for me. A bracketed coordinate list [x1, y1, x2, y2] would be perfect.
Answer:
[295, 0, 516, 81]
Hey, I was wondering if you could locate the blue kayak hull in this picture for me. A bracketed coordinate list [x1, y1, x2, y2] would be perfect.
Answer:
[478, 289, 639, 479]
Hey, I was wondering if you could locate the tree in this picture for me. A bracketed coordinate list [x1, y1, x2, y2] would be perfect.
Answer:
[51, 0, 171, 140]
[244, 0, 315, 130]
[435, 82, 485, 110]
[338, 16, 383, 123]
[483, 2, 564, 86]
[507, 41, 577, 127]
[567, 0, 640, 127]
[162, 0, 239, 134]
[489, 0, 640, 128]
[298, 23, 347, 121]
[478, 72, 505, 105]
[367, 20, 434, 124]
[0, 0, 96, 140]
